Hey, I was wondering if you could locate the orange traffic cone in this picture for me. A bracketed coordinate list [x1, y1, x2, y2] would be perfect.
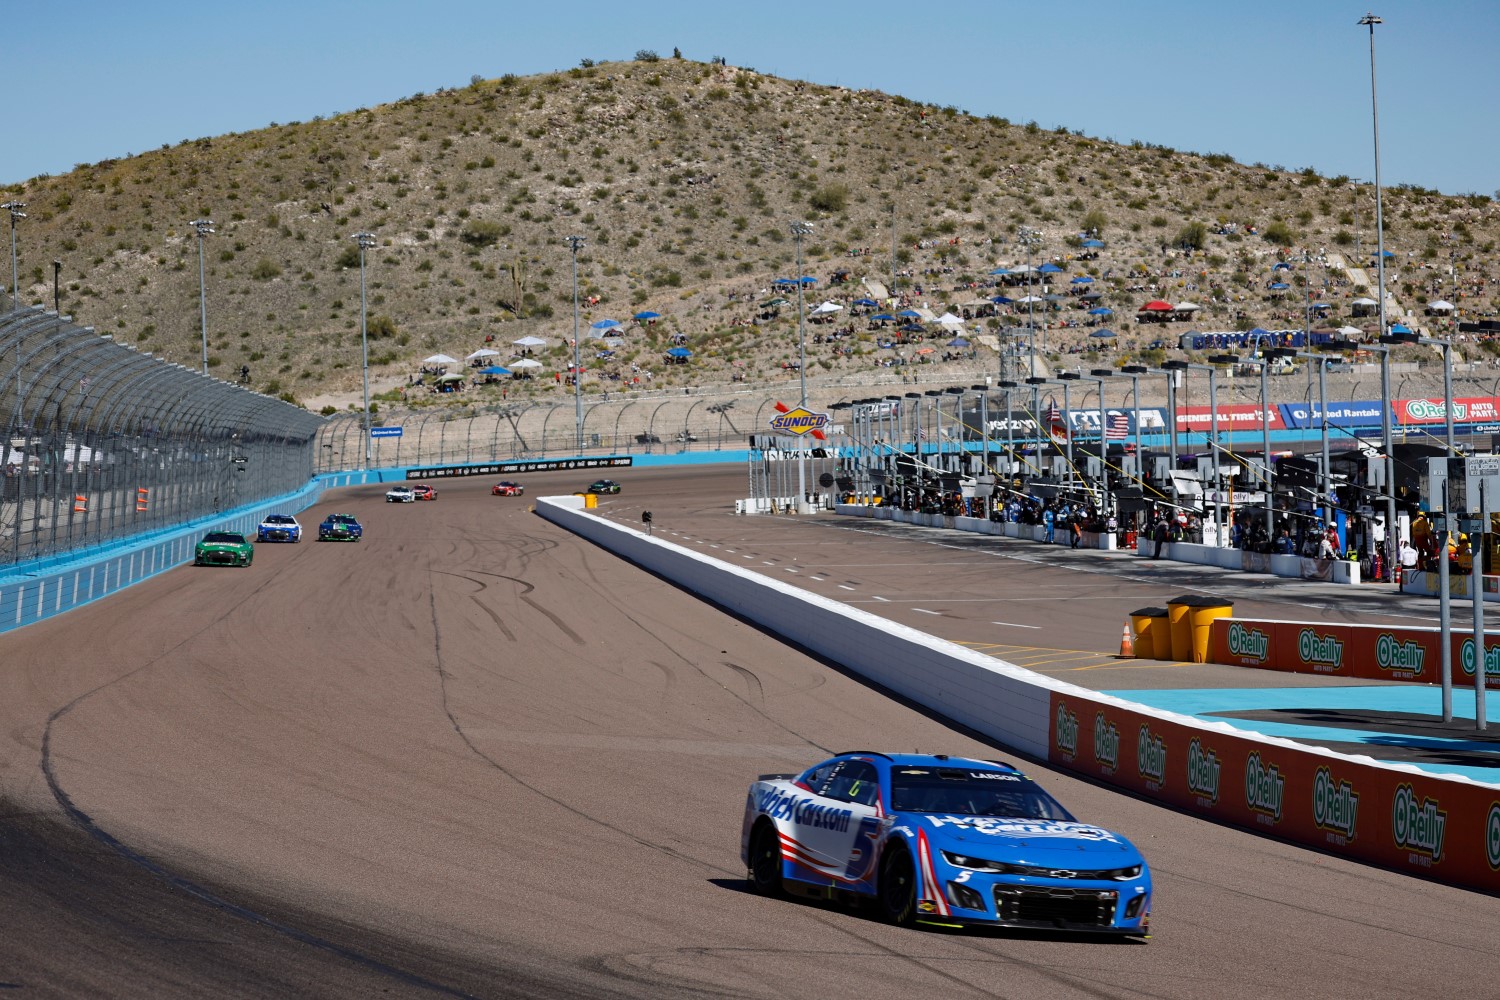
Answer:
[1118, 621, 1135, 658]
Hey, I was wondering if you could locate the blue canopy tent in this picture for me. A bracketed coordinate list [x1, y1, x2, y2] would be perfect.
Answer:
[897, 309, 923, 318]
[899, 323, 924, 332]
[1390, 323, 1412, 334]
[1037, 262, 1064, 274]
[773, 277, 797, 286]
[871, 313, 895, 322]
[1080, 239, 1105, 248]
[1070, 275, 1094, 285]
[632, 311, 661, 321]
[1089, 329, 1116, 338]
[666, 346, 692, 358]
[798, 276, 817, 285]
[1371, 250, 1396, 258]
[1271, 262, 1293, 271]
[590, 318, 622, 330]
[989, 267, 1011, 275]
[1269, 282, 1290, 291]
[853, 298, 878, 307]
[946, 337, 971, 347]
[1088, 307, 1113, 316]
[476, 365, 512, 375]
[990, 295, 1013, 305]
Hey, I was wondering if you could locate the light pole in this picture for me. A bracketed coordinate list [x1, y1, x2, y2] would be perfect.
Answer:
[1018, 226, 1042, 378]
[566, 234, 586, 454]
[998, 380, 1019, 487]
[790, 220, 814, 510]
[1074, 369, 1115, 511]
[1386, 331, 1455, 453]
[1167, 360, 1224, 543]
[3, 201, 26, 311]
[353, 231, 377, 468]
[189, 218, 214, 374]
[1119, 366, 1149, 487]
[1025, 375, 1062, 489]
[1281, 350, 1334, 527]
[1359, 13, 1389, 351]
[1212, 354, 1275, 539]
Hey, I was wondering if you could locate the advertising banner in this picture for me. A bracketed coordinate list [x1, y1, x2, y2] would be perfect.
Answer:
[1048, 693, 1500, 893]
[1277, 400, 1387, 430]
[1206, 618, 1500, 689]
[1173, 405, 1286, 434]
[1395, 397, 1500, 427]
[408, 456, 632, 479]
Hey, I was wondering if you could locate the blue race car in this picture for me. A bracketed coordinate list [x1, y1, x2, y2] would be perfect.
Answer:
[741, 752, 1151, 936]
[318, 513, 363, 541]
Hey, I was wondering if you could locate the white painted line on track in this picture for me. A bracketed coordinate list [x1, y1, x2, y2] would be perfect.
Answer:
[991, 620, 1042, 629]
[912, 608, 942, 616]
[838, 584, 856, 591]
[762, 561, 775, 566]
[872, 595, 890, 602]
[785, 568, 799, 573]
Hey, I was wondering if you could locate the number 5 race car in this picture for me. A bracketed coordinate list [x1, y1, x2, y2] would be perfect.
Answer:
[741, 752, 1151, 936]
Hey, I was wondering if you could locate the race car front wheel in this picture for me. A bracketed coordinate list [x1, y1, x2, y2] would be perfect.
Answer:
[879, 844, 917, 926]
[747, 821, 784, 897]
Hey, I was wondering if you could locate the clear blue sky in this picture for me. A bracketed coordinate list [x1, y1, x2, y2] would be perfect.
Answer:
[7, 1, 1496, 196]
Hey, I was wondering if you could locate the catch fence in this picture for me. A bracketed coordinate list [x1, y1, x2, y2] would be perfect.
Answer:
[1, 298, 325, 565]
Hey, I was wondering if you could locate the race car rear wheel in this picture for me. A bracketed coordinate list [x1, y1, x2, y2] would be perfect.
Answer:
[747, 820, 784, 897]
[878, 843, 917, 926]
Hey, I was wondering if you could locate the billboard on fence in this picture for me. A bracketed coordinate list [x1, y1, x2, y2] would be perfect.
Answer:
[1048, 693, 1500, 893]
[1396, 397, 1500, 427]
[1277, 400, 1387, 430]
[408, 456, 633, 479]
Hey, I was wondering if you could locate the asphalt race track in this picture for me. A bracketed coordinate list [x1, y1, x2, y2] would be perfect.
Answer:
[1, 465, 1498, 998]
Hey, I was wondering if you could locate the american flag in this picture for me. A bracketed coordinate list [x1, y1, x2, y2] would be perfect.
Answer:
[1105, 413, 1130, 440]
[1044, 397, 1068, 440]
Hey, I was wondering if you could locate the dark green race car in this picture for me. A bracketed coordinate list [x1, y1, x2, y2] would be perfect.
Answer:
[586, 479, 621, 495]
[319, 513, 363, 541]
[195, 530, 254, 567]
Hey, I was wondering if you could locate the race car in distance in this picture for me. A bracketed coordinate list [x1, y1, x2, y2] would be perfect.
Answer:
[194, 530, 254, 567]
[318, 513, 363, 541]
[385, 485, 415, 503]
[491, 481, 525, 496]
[741, 752, 1151, 936]
[586, 479, 621, 495]
[411, 484, 437, 501]
[256, 513, 301, 543]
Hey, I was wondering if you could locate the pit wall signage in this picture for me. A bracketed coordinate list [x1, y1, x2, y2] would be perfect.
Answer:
[1206, 618, 1500, 689]
[1047, 694, 1500, 892]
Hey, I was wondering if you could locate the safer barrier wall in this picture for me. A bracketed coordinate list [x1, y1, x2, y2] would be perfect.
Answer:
[0, 468, 398, 634]
[537, 497, 1500, 894]
[1207, 617, 1500, 689]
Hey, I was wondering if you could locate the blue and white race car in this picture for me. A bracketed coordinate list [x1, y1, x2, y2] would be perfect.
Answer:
[256, 513, 301, 543]
[741, 752, 1151, 936]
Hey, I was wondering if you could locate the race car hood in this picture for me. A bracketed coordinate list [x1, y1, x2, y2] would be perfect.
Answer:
[914, 814, 1140, 865]
[197, 541, 246, 551]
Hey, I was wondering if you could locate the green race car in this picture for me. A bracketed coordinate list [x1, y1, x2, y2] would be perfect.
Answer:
[195, 530, 254, 567]
[586, 479, 621, 495]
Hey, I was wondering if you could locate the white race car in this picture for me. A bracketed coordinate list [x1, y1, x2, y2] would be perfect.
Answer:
[256, 513, 302, 542]
[385, 486, 416, 503]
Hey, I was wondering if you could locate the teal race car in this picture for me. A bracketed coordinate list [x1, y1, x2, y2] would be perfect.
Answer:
[586, 479, 621, 495]
[318, 513, 363, 541]
[195, 530, 254, 567]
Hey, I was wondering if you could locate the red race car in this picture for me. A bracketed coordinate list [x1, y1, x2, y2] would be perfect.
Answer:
[492, 481, 525, 497]
[411, 484, 437, 501]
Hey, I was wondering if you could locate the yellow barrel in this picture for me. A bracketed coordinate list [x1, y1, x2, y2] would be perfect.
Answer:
[583, 493, 598, 509]
[1166, 596, 1195, 662]
[1129, 607, 1169, 660]
[1188, 600, 1234, 663]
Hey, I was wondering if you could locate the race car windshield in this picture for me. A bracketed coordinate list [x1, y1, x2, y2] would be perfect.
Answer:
[265, 516, 293, 524]
[203, 532, 242, 544]
[890, 768, 1074, 820]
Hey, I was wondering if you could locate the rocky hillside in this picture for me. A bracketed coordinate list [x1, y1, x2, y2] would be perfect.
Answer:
[4, 55, 1497, 412]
